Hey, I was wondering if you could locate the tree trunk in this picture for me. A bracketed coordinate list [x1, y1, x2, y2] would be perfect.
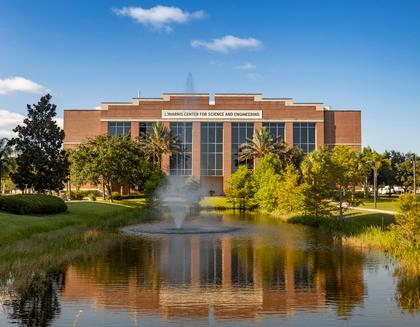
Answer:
[373, 168, 378, 209]
[364, 175, 368, 198]
[339, 187, 343, 220]
[102, 183, 106, 200]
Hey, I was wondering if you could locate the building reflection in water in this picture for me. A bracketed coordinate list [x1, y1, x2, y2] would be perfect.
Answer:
[60, 223, 367, 323]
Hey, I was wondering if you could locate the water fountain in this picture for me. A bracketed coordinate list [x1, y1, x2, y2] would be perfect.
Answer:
[123, 74, 241, 236]
[123, 178, 241, 236]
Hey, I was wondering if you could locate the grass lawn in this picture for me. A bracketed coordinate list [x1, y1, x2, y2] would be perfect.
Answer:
[0, 199, 150, 246]
[199, 196, 234, 209]
[359, 197, 399, 211]
[0, 199, 153, 284]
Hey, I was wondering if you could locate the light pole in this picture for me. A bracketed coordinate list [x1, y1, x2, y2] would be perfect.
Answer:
[414, 154, 417, 196]
[373, 165, 378, 209]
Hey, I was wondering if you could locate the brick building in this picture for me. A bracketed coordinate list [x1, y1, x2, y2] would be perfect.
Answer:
[64, 93, 361, 194]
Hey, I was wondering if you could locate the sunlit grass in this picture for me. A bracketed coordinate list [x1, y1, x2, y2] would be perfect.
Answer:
[199, 196, 234, 209]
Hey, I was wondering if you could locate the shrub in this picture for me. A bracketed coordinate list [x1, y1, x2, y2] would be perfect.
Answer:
[0, 194, 67, 215]
[113, 193, 144, 200]
[390, 194, 420, 248]
[69, 190, 101, 200]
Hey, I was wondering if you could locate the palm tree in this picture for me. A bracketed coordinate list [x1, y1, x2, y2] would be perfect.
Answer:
[137, 122, 180, 167]
[0, 138, 16, 194]
[238, 127, 292, 162]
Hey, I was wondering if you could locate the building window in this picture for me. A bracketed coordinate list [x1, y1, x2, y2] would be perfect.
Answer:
[139, 122, 155, 136]
[293, 122, 316, 153]
[231, 122, 254, 172]
[170, 122, 192, 176]
[263, 122, 285, 141]
[108, 122, 131, 136]
[201, 122, 223, 176]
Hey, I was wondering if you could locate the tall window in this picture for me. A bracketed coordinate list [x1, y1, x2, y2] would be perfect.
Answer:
[263, 122, 285, 141]
[170, 122, 192, 176]
[293, 122, 316, 153]
[108, 122, 131, 136]
[231, 122, 254, 172]
[201, 122, 223, 176]
[139, 122, 155, 136]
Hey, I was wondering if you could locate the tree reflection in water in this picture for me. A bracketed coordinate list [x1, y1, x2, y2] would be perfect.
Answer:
[0, 215, 418, 326]
[3, 272, 64, 327]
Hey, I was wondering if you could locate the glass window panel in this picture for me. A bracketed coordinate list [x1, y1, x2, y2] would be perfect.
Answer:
[201, 122, 223, 176]
[169, 122, 192, 176]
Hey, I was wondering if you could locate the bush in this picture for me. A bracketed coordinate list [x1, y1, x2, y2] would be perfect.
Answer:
[113, 194, 145, 200]
[0, 194, 67, 215]
[69, 190, 101, 200]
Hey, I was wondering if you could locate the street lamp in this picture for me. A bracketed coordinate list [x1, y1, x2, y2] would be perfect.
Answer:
[414, 154, 417, 196]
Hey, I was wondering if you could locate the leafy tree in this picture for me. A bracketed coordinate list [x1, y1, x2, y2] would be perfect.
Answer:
[9, 94, 69, 193]
[331, 145, 363, 217]
[144, 167, 165, 203]
[370, 151, 391, 208]
[253, 154, 283, 211]
[381, 150, 406, 191]
[396, 153, 420, 193]
[390, 193, 419, 248]
[301, 148, 335, 216]
[359, 146, 374, 198]
[276, 164, 309, 214]
[225, 165, 254, 210]
[137, 121, 180, 167]
[70, 135, 151, 200]
[0, 138, 16, 194]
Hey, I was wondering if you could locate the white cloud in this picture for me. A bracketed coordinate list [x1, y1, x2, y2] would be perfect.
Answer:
[247, 73, 263, 81]
[236, 62, 256, 70]
[191, 35, 262, 53]
[0, 109, 63, 138]
[113, 5, 205, 32]
[0, 109, 25, 138]
[0, 77, 48, 95]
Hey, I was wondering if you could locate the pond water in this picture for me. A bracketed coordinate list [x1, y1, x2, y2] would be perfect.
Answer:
[0, 211, 419, 326]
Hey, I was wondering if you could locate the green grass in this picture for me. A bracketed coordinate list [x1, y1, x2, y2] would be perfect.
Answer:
[0, 199, 149, 246]
[0, 199, 153, 286]
[199, 196, 235, 209]
[359, 197, 399, 211]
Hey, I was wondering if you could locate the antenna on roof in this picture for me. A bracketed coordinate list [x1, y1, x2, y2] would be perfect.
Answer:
[137, 90, 141, 98]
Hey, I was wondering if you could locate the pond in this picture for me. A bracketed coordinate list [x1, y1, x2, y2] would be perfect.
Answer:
[0, 211, 419, 326]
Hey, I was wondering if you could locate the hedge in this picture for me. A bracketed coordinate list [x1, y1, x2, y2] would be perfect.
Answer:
[0, 194, 67, 215]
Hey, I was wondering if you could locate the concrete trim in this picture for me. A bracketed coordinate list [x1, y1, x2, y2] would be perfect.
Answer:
[100, 118, 325, 123]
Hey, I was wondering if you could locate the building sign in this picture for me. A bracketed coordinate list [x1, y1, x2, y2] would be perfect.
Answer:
[162, 110, 262, 120]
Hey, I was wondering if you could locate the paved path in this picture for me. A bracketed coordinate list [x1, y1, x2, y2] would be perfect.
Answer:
[348, 206, 396, 215]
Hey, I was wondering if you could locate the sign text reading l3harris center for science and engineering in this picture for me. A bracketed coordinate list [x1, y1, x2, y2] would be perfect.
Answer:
[162, 110, 262, 120]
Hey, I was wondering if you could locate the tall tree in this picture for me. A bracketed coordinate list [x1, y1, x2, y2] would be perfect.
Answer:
[301, 148, 335, 216]
[396, 153, 420, 193]
[0, 138, 16, 194]
[369, 151, 391, 208]
[137, 121, 180, 167]
[331, 145, 363, 217]
[9, 94, 69, 193]
[70, 135, 151, 200]
[225, 165, 255, 210]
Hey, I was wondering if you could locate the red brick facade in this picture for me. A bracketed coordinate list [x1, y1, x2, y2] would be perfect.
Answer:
[64, 93, 361, 193]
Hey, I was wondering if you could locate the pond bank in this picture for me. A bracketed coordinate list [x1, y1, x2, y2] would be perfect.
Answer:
[0, 200, 152, 281]
[199, 196, 419, 273]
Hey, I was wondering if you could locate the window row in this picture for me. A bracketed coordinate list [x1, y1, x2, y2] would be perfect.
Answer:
[107, 121, 317, 175]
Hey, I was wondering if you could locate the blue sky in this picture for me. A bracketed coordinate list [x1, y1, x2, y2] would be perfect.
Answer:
[0, 0, 419, 152]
